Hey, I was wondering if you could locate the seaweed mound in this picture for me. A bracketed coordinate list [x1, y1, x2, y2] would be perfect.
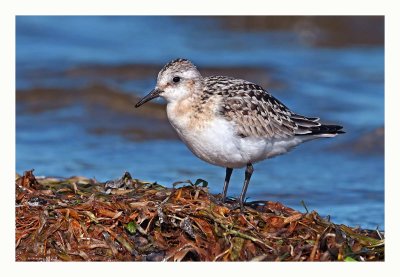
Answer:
[16, 170, 384, 261]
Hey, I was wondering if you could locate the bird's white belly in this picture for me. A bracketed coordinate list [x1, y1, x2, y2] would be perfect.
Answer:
[168, 113, 303, 169]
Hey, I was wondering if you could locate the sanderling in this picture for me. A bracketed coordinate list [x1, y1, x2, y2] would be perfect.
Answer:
[135, 58, 344, 209]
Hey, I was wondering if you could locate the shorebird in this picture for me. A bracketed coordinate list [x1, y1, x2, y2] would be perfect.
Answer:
[135, 58, 344, 209]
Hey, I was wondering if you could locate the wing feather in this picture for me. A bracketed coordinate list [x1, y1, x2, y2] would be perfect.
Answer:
[204, 76, 338, 139]
[211, 77, 297, 139]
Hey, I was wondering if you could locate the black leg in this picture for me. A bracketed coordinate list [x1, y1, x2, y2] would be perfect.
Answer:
[221, 167, 233, 202]
[239, 163, 254, 210]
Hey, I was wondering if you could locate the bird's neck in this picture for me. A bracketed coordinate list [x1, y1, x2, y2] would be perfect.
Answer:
[166, 92, 218, 132]
[166, 95, 198, 125]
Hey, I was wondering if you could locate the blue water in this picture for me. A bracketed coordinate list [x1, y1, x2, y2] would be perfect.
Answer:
[16, 16, 384, 229]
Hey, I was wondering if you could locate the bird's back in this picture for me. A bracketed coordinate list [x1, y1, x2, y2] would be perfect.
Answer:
[203, 76, 343, 140]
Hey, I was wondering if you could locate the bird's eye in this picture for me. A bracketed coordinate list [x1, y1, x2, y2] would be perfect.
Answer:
[173, 76, 181, 83]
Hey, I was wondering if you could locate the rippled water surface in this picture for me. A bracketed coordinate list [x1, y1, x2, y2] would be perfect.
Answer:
[16, 16, 384, 229]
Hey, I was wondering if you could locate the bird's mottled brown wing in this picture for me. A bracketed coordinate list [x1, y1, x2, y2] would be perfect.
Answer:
[204, 76, 321, 139]
[221, 84, 297, 138]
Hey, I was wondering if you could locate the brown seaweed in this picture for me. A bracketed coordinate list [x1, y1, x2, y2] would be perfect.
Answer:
[15, 170, 384, 261]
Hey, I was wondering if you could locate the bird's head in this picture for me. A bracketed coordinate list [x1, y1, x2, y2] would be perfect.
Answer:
[135, 58, 202, 107]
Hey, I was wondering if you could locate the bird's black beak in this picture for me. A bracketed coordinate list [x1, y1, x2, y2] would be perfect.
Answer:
[134, 88, 162, 108]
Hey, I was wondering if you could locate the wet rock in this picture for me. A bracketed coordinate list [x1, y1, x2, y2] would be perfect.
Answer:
[27, 197, 48, 207]
[133, 236, 148, 248]
[104, 172, 135, 194]
[145, 251, 165, 261]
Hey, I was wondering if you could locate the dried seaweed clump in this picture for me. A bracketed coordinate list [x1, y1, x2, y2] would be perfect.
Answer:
[16, 170, 384, 261]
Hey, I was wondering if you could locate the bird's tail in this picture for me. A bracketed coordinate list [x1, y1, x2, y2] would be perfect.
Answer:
[291, 113, 345, 138]
[306, 124, 345, 137]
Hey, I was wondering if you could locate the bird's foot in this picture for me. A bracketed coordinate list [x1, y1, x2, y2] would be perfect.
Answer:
[228, 199, 246, 212]
[211, 194, 247, 212]
[229, 202, 241, 210]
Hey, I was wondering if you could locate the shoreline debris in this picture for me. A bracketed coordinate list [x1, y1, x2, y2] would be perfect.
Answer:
[16, 170, 384, 261]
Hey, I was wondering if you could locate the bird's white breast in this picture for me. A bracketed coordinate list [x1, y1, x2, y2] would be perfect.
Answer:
[166, 101, 304, 169]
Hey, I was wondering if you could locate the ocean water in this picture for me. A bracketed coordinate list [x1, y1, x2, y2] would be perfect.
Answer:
[16, 16, 384, 229]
